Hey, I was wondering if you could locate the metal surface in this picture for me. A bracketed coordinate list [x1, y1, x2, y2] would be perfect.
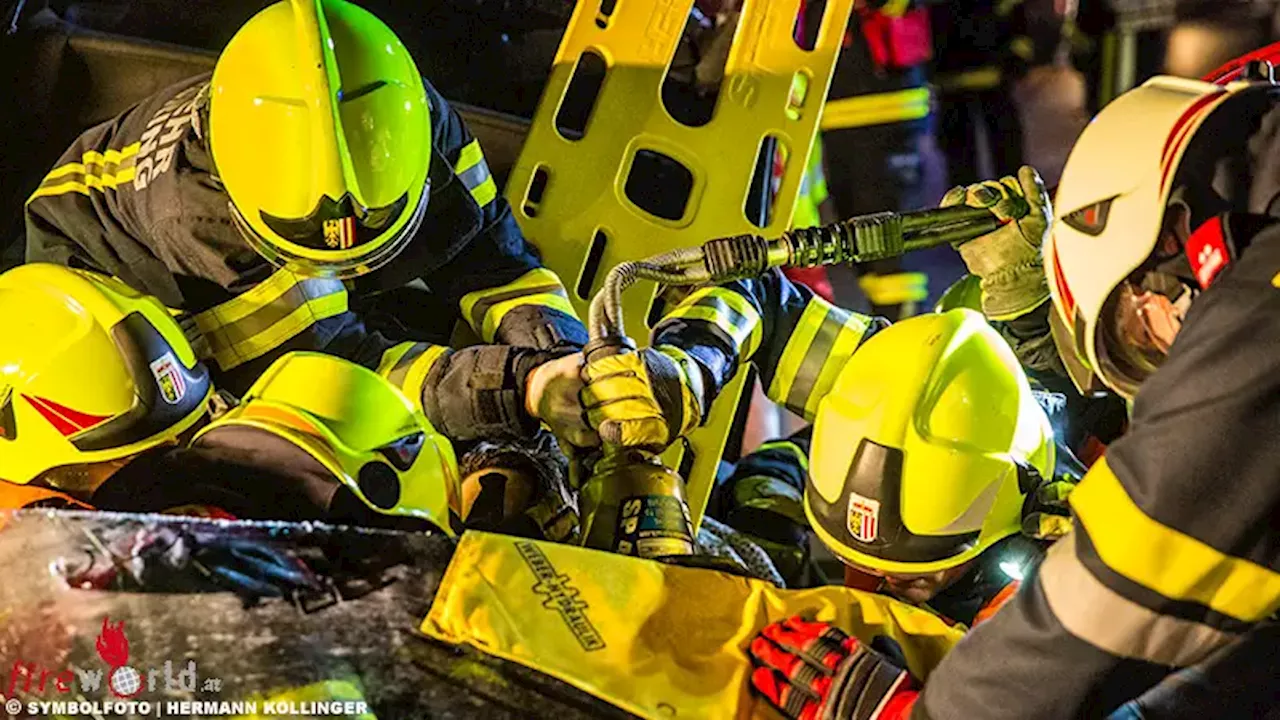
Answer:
[0, 510, 634, 719]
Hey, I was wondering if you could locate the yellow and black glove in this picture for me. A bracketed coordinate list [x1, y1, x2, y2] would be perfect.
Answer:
[580, 346, 705, 451]
[1019, 464, 1076, 541]
[941, 165, 1053, 321]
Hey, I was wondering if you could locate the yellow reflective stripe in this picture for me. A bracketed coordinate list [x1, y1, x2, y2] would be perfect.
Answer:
[820, 88, 931, 130]
[454, 138, 498, 208]
[28, 144, 141, 202]
[767, 299, 871, 420]
[460, 268, 579, 342]
[768, 301, 825, 404]
[378, 342, 449, 412]
[1040, 534, 1239, 667]
[482, 292, 577, 342]
[800, 310, 869, 420]
[859, 272, 929, 305]
[190, 268, 348, 371]
[470, 175, 499, 208]
[936, 67, 1004, 93]
[1072, 457, 1280, 623]
[455, 139, 485, 175]
[664, 287, 763, 360]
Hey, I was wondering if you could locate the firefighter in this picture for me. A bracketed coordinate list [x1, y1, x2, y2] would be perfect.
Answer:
[0, 263, 455, 534]
[905, 71, 1280, 720]
[681, 69, 1280, 720]
[23, 0, 591, 448]
[709, 311, 1074, 615]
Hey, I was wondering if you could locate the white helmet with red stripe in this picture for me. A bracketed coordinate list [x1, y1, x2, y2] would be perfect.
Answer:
[1045, 74, 1279, 400]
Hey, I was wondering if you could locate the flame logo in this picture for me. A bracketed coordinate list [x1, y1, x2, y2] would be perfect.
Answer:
[95, 617, 130, 668]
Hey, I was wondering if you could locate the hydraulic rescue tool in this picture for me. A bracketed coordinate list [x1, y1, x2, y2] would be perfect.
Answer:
[577, 202, 1018, 560]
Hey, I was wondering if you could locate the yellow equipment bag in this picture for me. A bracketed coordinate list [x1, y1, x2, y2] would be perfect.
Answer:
[506, 0, 856, 528]
[423, 532, 964, 720]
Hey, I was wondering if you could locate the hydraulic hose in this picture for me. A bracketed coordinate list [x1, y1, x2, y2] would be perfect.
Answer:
[586, 203, 1009, 353]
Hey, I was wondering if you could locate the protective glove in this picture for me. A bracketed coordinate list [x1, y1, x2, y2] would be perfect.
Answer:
[749, 616, 919, 720]
[1019, 464, 1076, 541]
[941, 165, 1053, 320]
[579, 346, 705, 450]
[525, 352, 598, 448]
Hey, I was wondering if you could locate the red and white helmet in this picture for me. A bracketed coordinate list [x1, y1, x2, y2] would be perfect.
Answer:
[1045, 73, 1279, 400]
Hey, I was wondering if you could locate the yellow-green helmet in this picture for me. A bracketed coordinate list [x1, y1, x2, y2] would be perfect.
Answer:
[0, 264, 212, 484]
[934, 274, 982, 314]
[806, 309, 1055, 574]
[209, 0, 432, 279]
[197, 352, 456, 534]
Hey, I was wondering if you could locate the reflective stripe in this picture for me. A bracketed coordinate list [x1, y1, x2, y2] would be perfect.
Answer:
[767, 299, 871, 420]
[935, 66, 1003, 93]
[377, 341, 449, 411]
[859, 272, 929, 305]
[454, 138, 498, 208]
[1072, 457, 1280, 623]
[189, 268, 348, 371]
[662, 287, 763, 360]
[1040, 534, 1241, 667]
[459, 268, 579, 343]
[28, 143, 141, 201]
[820, 88, 931, 130]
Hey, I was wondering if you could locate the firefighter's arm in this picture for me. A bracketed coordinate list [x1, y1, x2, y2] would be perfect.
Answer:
[581, 270, 886, 449]
[421, 82, 587, 352]
[24, 182, 125, 277]
[375, 340, 572, 443]
[941, 166, 1052, 322]
[942, 166, 1072, 378]
[913, 245, 1280, 719]
[651, 269, 888, 422]
[708, 429, 814, 584]
[712, 430, 811, 534]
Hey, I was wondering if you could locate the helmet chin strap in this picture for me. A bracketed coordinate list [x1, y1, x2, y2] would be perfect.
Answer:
[1161, 184, 1234, 287]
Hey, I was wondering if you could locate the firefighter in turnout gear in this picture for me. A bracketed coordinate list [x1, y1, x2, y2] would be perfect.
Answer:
[740, 311, 1076, 720]
[906, 73, 1280, 720]
[23, 0, 591, 447]
[710, 310, 1075, 603]
[0, 263, 457, 536]
[715, 70, 1280, 719]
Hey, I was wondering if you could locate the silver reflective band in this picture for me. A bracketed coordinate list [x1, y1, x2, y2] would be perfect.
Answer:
[1040, 535, 1241, 668]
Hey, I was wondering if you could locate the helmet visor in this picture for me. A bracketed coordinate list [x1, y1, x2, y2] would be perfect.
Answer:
[1096, 273, 1195, 398]
[1048, 308, 1107, 397]
[72, 312, 211, 452]
[230, 180, 431, 280]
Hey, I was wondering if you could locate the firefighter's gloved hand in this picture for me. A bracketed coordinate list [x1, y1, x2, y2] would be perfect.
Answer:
[942, 165, 1052, 320]
[580, 346, 704, 450]
[750, 617, 918, 720]
[1019, 465, 1076, 541]
[525, 353, 598, 448]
